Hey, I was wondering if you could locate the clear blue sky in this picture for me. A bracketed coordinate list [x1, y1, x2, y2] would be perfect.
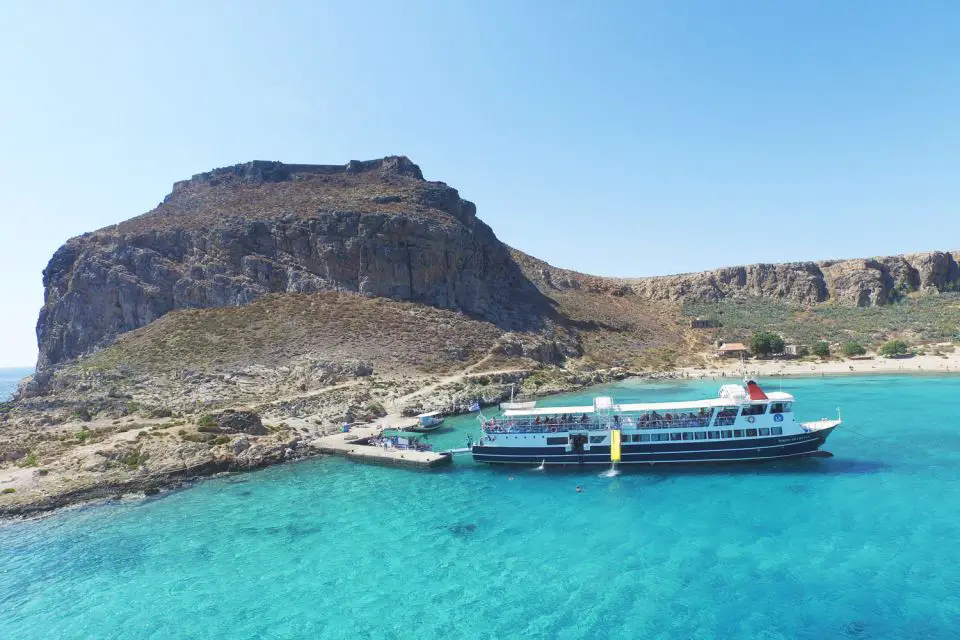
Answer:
[1, 1, 958, 366]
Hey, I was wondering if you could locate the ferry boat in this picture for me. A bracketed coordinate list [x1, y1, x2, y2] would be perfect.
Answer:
[471, 381, 840, 466]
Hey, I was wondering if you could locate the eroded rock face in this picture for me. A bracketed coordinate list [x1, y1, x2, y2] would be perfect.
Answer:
[536, 252, 959, 308]
[36, 157, 547, 369]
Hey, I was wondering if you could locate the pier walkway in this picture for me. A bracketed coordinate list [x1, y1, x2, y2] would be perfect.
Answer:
[311, 424, 452, 469]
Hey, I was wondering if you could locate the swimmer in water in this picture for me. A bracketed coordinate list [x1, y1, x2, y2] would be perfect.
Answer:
[508, 475, 515, 481]
[575, 485, 583, 493]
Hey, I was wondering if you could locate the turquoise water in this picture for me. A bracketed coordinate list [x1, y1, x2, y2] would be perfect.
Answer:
[2, 375, 960, 639]
[0, 367, 31, 401]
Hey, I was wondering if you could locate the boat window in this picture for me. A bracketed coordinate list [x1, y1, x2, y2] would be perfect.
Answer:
[746, 428, 758, 437]
[721, 430, 733, 439]
[655, 433, 669, 442]
[741, 404, 766, 416]
[589, 435, 606, 444]
[771, 426, 783, 435]
[546, 437, 566, 445]
[682, 432, 693, 440]
[670, 432, 682, 441]
[733, 429, 744, 438]
[713, 407, 738, 427]
[695, 432, 706, 440]
[770, 402, 793, 414]
[759, 427, 770, 436]
[639, 434, 650, 442]
[707, 431, 716, 439]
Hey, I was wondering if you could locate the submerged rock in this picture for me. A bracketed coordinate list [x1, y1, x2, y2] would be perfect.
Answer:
[448, 523, 477, 536]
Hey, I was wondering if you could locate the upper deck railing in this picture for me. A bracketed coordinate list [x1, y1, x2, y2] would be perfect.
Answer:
[482, 415, 715, 434]
[483, 403, 792, 434]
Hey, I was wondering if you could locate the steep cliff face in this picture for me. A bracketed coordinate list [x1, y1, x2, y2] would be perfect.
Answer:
[524, 251, 960, 307]
[37, 157, 548, 370]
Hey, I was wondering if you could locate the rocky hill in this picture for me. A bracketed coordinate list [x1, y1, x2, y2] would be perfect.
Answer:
[37, 157, 551, 370]
[35, 155, 960, 375]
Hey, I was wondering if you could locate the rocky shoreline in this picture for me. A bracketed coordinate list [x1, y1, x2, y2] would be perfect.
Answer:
[0, 366, 641, 519]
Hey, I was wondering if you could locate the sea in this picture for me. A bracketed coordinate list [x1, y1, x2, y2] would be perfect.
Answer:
[2, 374, 959, 639]
[0, 367, 31, 402]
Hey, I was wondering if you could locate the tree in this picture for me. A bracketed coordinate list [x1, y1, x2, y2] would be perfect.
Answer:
[749, 331, 785, 357]
[880, 339, 909, 357]
[843, 341, 866, 357]
[770, 333, 785, 356]
[812, 341, 831, 358]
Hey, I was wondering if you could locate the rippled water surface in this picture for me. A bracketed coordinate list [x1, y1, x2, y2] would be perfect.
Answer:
[2, 375, 959, 639]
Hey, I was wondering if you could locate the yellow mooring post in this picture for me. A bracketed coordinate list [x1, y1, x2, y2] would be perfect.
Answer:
[611, 430, 621, 462]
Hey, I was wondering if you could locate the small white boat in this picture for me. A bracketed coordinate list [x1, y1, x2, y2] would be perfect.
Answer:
[408, 411, 445, 432]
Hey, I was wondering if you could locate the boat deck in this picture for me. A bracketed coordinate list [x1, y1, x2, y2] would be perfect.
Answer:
[311, 424, 452, 469]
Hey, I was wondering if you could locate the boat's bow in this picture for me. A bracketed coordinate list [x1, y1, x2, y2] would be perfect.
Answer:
[801, 418, 841, 434]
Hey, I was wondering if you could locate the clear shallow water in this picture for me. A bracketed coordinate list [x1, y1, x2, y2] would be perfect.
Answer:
[2, 375, 960, 639]
[0, 367, 31, 401]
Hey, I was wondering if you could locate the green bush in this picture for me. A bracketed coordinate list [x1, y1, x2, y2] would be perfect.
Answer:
[1, 488, 15, 494]
[119, 449, 144, 469]
[880, 339, 910, 356]
[20, 452, 38, 468]
[212, 435, 231, 445]
[75, 428, 90, 443]
[749, 331, 785, 357]
[364, 402, 386, 417]
[197, 413, 217, 428]
[812, 341, 831, 358]
[842, 341, 866, 357]
[197, 425, 220, 433]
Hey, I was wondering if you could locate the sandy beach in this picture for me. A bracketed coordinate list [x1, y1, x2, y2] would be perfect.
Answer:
[677, 350, 960, 379]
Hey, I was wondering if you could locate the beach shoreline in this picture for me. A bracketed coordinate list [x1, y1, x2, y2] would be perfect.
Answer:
[672, 351, 960, 380]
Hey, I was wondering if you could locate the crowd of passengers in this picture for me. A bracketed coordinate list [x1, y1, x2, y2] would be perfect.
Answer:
[483, 408, 715, 433]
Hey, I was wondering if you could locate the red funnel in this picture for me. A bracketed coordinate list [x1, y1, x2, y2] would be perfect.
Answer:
[746, 380, 768, 400]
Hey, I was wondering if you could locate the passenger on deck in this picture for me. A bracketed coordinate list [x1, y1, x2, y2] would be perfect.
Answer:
[580, 414, 589, 424]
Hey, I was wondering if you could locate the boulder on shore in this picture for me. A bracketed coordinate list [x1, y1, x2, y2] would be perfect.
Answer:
[212, 410, 268, 435]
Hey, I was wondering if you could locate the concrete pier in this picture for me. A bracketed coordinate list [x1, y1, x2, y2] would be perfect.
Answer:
[312, 424, 452, 469]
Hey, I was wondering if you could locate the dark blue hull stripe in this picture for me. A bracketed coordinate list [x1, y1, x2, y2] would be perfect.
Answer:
[478, 432, 830, 454]
[472, 435, 829, 465]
